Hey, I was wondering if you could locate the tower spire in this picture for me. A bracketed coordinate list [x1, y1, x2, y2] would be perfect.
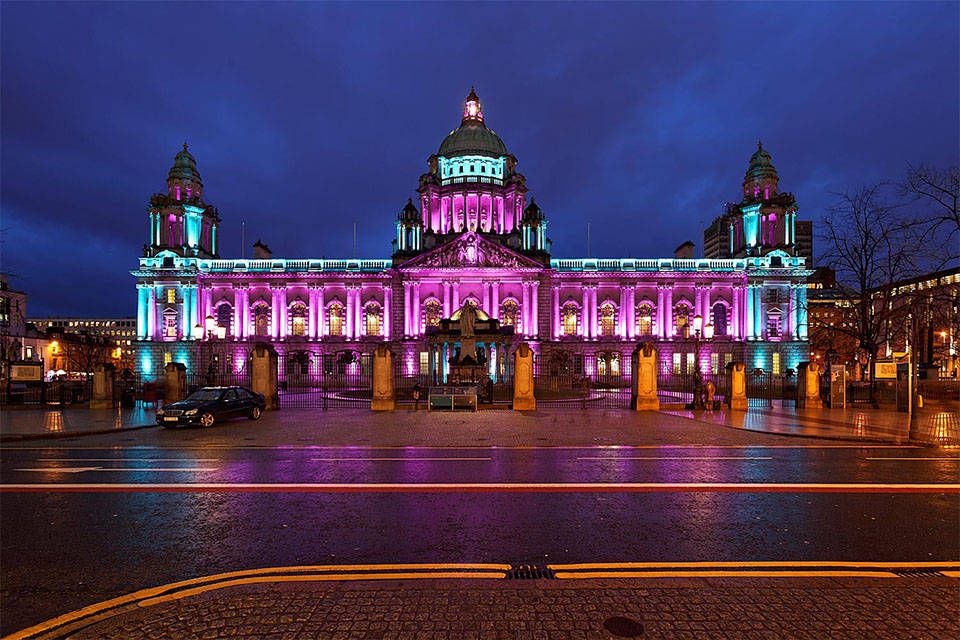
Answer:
[462, 87, 484, 125]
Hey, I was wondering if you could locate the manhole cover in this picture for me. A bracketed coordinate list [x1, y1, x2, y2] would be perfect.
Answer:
[603, 616, 644, 637]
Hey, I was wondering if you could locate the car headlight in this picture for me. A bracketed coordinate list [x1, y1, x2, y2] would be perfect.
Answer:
[185, 408, 198, 416]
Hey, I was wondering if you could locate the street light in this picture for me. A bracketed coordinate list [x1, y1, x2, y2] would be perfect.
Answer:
[691, 315, 714, 409]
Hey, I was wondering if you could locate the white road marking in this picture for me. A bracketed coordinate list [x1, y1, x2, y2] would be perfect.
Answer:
[14, 467, 218, 473]
[2, 482, 957, 493]
[309, 457, 492, 461]
[577, 456, 773, 461]
[36, 458, 219, 462]
[866, 457, 960, 461]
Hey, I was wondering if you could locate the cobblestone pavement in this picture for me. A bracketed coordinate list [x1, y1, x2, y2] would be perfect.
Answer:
[67, 578, 960, 640]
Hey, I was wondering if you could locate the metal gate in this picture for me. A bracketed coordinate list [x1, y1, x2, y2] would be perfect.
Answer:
[278, 351, 371, 408]
[534, 353, 631, 409]
[745, 372, 796, 408]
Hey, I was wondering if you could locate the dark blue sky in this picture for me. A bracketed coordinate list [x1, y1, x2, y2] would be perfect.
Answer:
[2, 2, 957, 317]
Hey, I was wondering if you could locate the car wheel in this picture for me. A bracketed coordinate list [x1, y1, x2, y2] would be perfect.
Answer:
[249, 406, 262, 421]
[199, 412, 215, 428]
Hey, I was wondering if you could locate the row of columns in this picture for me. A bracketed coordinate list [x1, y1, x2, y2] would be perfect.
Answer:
[404, 280, 540, 339]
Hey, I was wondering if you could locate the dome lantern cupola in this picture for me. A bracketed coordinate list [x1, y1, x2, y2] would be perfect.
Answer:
[462, 86, 484, 125]
[395, 198, 423, 255]
[166, 142, 203, 200]
[742, 140, 779, 199]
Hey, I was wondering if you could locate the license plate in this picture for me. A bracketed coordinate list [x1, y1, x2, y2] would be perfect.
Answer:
[164, 416, 178, 422]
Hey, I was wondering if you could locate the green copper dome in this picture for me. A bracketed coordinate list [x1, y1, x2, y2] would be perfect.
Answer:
[168, 143, 202, 183]
[745, 140, 777, 181]
[437, 89, 509, 159]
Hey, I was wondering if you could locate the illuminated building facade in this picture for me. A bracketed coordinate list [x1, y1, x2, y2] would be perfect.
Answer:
[133, 90, 811, 383]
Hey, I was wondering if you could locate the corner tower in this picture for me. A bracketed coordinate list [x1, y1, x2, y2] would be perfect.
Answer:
[403, 88, 550, 263]
[145, 144, 220, 258]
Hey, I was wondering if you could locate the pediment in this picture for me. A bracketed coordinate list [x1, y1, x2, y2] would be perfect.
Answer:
[400, 232, 542, 270]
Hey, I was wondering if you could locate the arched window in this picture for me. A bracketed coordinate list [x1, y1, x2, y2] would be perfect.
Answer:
[636, 302, 654, 336]
[328, 302, 345, 337]
[364, 302, 382, 336]
[599, 302, 616, 336]
[562, 303, 579, 336]
[216, 303, 232, 334]
[423, 300, 442, 328]
[712, 303, 728, 337]
[500, 299, 519, 328]
[290, 301, 308, 337]
[674, 303, 692, 338]
[162, 309, 178, 340]
[253, 303, 270, 337]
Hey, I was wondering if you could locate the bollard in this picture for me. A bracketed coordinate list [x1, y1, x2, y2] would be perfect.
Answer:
[512, 343, 536, 411]
[251, 343, 279, 410]
[90, 362, 116, 409]
[163, 362, 187, 404]
[728, 362, 748, 410]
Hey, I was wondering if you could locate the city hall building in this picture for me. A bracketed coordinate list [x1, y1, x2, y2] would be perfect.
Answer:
[132, 89, 811, 390]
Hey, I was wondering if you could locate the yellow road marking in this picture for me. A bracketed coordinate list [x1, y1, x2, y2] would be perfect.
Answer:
[549, 561, 960, 570]
[138, 573, 505, 607]
[943, 571, 960, 578]
[2, 564, 508, 640]
[554, 571, 901, 579]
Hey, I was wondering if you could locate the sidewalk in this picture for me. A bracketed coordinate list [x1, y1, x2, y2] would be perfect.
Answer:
[0, 405, 157, 440]
[41, 577, 960, 640]
[666, 405, 959, 445]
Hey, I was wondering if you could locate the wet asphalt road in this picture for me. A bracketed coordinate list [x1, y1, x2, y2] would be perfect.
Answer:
[2, 441, 959, 635]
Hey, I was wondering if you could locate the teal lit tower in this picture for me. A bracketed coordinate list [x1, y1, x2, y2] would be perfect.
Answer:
[145, 143, 220, 258]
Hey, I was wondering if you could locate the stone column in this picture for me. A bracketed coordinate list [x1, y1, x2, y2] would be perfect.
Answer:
[90, 362, 116, 409]
[382, 284, 391, 339]
[491, 281, 500, 320]
[250, 342, 279, 410]
[797, 286, 808, 339]
[664, 286, 674, 339]
[618, 286, 627, 339]
[754, 284, 763, 340]
[164, 362, 187, 404]
[270, 287, 280, 340]
[180, 285, 192, 340]
[732, 284, 741, 339]
[631, 343, 659, 410]
[412, 282, 421, 336]
[346, 285, 355, 339]
[371, 344, 395, 411]
[521, 282, 531, 337]
[729, 362, 748, 410]
[279, 287, 288, 340]
[552, 286, 560, 339]
[694, 285, 703, 325]
[355, 286, 363, 338]
[789, 284, 799, 339]
[317, 286, 326, 338]
[137, 284, 149, 340]
[512, 342, 535, 411]
[703, 284, 713, 325]
[627, 287, 637, 340]
[531, 281, 539, 337]
[308, 285, 319, 339]
[443, 281, 451, 318]
[403, 282, 411, 337]
[797, 361, 823, 408]
[453, 282, 460, 312]
[234, 286, 245, 339]
[482, 281, 491, 315]
[656, 285, 665, 338]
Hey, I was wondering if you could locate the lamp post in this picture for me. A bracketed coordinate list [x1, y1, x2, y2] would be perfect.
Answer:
[691, 314, 714, 409]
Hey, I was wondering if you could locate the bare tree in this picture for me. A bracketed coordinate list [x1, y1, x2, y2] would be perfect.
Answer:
[818, 185, 919, 404]
[900, 163, 960, 266]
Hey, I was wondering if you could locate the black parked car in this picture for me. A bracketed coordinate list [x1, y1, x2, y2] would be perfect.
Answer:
[157, 386, 266, 428]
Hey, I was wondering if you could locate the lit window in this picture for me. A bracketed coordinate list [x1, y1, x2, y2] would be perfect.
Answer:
[364, 302, 382, 336]
[328, 302, 345, 336]
[163, 312, 178, 339]
[419, 351, 429, 375]
[772, 352, 781, 375]
[636, 303, 654, 336]
[254, 304, 270, 336]
[674, 304, 691, 338]
[290, 302, 308, 336]
[423, 300, 442, 328]
[163, 352, 172, 366]
[562, 303, 579, 336]
[166, 289, 176, 304]
[711, 353, 719, 374]
[672, 352, 681, 374]
[600, 303, 616, 336]
[500, 299, 519, 328]
[712, 304, 727, 336]
[686, 353, 695, 375]
[767, 310, 782, 338]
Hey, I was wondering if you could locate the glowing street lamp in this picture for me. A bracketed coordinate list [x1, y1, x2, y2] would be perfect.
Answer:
[193, 323, 203, 340]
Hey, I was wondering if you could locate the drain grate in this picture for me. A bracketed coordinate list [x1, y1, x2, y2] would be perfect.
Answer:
[894, 569, 946, 578]
[507, 563, 555, 580]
